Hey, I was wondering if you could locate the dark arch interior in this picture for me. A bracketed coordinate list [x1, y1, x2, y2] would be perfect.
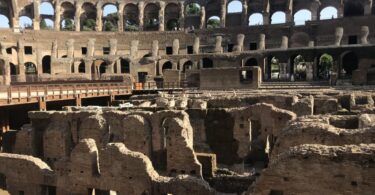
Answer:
[99, 62, 108, 74]
[245, 58, 258, 66]
[10, 63, 17, 75]
[78, 62, 85, 73]
[202, 58, 213, 68]
[25, 62, 37, 74]
[42, 56, 51, 74]
[121, 59, 130, 73]
[342, 52, 358, 77]
[183, 61, 193, 72]
[162, 61, 173, 72]
[344, 2, 364, 17]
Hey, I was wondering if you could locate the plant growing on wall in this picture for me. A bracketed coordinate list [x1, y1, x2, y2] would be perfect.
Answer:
[82, 19, 96, 31]
[103, 13, 119, 31]
[62, 19, 75, 31]
[207, 18, 220, 29]
[186, 3, 200, 15]
[319, 53, 333, 79]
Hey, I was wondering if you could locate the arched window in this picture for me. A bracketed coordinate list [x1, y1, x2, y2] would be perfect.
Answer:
[144, 3, 160, 31]
[80, 3, 97, 31]
[344, 1, 364, 17]
[182, 61, 193, 72]
[320, 6, 338, 20]
[40, 2, 54, 15]
[120, 59, 130, 73]
[61, 2, 75, 31]
[207, 16, 220, 29]
[103, 4, 118, 32]
[42, 55, 51, 74]
[124, 4, 139, 31]
[269, 56, 280, 80]
[341, 52, 358, 78]
[271, 11, 286, 24]
[292, 55, 306, 80]
[165, 3, 180, 31]
[227, 0, 243, 13]
[249, 13, 263, 26]
[78, 61, 85, 73]
[162, 61, 173, 73]
[318, 53, 333, 80]
[19, 16, 33, 29]
[40, 18, 54, 30]
[99, 62, 108, 74]
[25, 62, 37, 74]
[186, 3, 201, 16]
[10, 63, 17, 75]
[0, 15, 10, 28]
[294, 9, 311, 25]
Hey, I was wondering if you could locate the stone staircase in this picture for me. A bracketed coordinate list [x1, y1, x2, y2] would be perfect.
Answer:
[260, 81, 331, 90]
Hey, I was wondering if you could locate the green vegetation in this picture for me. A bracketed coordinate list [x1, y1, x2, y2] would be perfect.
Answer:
[145, 18, 159, 30]
[207, 18, 220, 29]
[82, 19, 96, 31]
[186, 3, 201, 15]
[103, 13, 119, 32]
[40, 19, 51, 30]
[319, 53, 333, 79]
[167, 19, 179, 31]
[62, 19, 75, 31]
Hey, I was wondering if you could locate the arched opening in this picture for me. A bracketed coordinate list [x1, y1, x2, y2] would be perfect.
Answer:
[103, 4, 118, 32]
[40, 2, 55, 30]
[80, 3, 97, 31]
[182, 61, 193, 72]
[291, 55, 306, 80]
[207, 16, 220, 29]
[268, 56, 280, 80]
[201, 58, 213, 69]
[320, 6, 338, 20]
[25, 62, 37, 75]
[42, 55, 51, 74]
[186, 3, 201, 16]
[341, 52, 358, 78]
[249, 13, 263, 26]
[271, 11, 286, 24]
[78, 61, 85, 73]
[162, 61, 173, 73]
[40, 2, 54, 15]
[144, 3, 160, 31]
[294, 9, 311, 25]
[60, 2, 75, 31]
[165, 3, 180, 31]
[124, 4, 139, 31]
[10, 63, 17, 75]
[227, 0, 243, 13]
[19, 16, 33, 29]
[344, 1, 364, 17]
[120, 59, 130, 73]
[40, 18, 54, 30]
[0, 15, 10, 28]
[99, 62, 108, 74]
[245, 58, 258, 67]
[318, 53, 333, 80]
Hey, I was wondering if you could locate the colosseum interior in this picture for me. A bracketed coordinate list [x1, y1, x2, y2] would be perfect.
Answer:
[0, 0, 374, 194]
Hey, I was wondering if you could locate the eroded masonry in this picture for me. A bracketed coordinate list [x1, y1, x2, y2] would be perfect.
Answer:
[0, 0, 375, 194]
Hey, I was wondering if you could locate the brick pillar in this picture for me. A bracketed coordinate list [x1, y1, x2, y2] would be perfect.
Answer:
[118, 4, 124, 32]
[159, 1, 165, 31]
[179, 2, 185, 30]
[75, 3, 81, 31]
[242, 0, 248, 26]
[96, 4, 103, 32]
[138, 2, 144, 30]
[220, 0, 227, 28]
[54, 2, 61, 31]
[33, 0, 41, 30]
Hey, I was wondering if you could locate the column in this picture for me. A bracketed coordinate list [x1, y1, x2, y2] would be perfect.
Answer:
[75, 3, 81, 31]
[138, 2, 144, 30]
[242, 0, 248, 26]
[311, 1, 320, 21]
[33, 0, 41, 30]
[306, 62, 314, 81]
[159, 2, 165, 31]
[220, 0, 227, 28]
[118, 4, 124, 32]
[179, 2, 185, 30]
[54, 2, 61, 31]
[337, 4, 344, 18]
[263, 0, 270, 25]
[200, 6, 206, 29]
[17, 41, 25, 82]
[12, 16, 20, 32]
[286, 9, 293, 23]
[96, 4, 103, 31]
[364, 0, 373, 15]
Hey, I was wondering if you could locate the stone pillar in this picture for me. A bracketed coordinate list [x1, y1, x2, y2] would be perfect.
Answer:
[337, 4, 344, 18]
[311, 1, 320, 21]
[52, 40, 58, 59]
[193, 37, 200, 54]
[360, 26, 370, 44]
[118, 4, 125, 32]
[364, 0, 373, 15]
[67, 39, 75, 58]
[214, 36, 223, 53]
[233, 34, 245, 52]
[259, 34, 266, 50]
[263, 12, 270, 25]
[281, 36, 288, 49]
[286, 10, 292, 23]
[54, 2, 61, 31]
[279, 63, 288, 80]
[179, 2, 185, 30]
[308, 41, 315, 47]
[173, 39, 180, 55]
[109, 39, 117, 55]
[17, 41, 26, 82]
[200, 6, 206, 29]
[96, 4, 103, 32]
[334, 27, 344, 46]
[75, 3, 81, 31]
[130, 40, 139, 59]
[87, 39, 96, 57]
[220, 0, 227, 28]
[159, 2, 165, 31]
[33, 0, 41, 30]
[242, 0, 248, 26]
[138, 2, 144, 31]
[12, 16, 20, 32]
[306, 62, 314, 81]
[152, 40, 159, 58]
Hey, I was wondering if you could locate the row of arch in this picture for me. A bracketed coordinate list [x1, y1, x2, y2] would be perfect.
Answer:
[0, 0, 373, 29]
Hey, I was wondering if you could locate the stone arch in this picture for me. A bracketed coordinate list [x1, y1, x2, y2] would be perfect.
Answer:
[344, 1, 364, 17]
[185, 3, 201, 16]
[341, 51, 359, 78]
[0, 14, 10, 28]
[207, 16, 220, 29]
[268, 56, 280, 80]
[248, 13, 263, 26]
[0, 0, 12, 28]
[271, 11, 286, 24]
[201, 58, 213, 69]
[99, 61, 109, 74]
[144, 3, 159, 31]
[102, 3, 119, 32]
[10, 63, 17, 75]
[290, 54, 307, 80]
[124, 3, 139, 31]
[294, 9, 311, 25]
[80, 2, 97, 31]
[42, 55, 51, 74]
[227, 0, 243, 13]
[120, 58, 130, 74]
[60, 2, 75, 31]
[78, 61, 85, 73]
[19, 16, 33, 29]
[290, 32, 310, 48]
[182, 60, 193, 72]
[165, 3, 180, 31]
[317, 53, 334, 80]
[320, 6, 338, 20]
[162, 61, 173, 73]
[24, 62, 37, 75]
